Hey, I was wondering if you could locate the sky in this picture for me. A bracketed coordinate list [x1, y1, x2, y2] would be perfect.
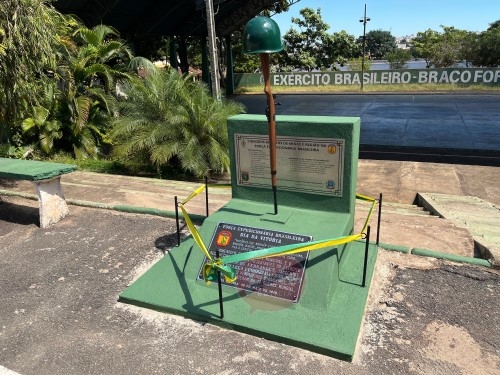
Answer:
[271, 0, 500, 38]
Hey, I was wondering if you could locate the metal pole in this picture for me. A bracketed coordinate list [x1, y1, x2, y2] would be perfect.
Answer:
[360, 4, 369, 91]
[260, 53, 278, 215]
[205, 176, 209, 217]
[174, 196, 181, 246]
[205, 0, 221, 100]
[216, 249, 224, 319]
[376, 193, 382, 246]
[362, 225, 371, 287]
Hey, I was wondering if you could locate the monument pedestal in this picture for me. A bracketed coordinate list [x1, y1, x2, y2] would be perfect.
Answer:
[119, 115, 378, 360]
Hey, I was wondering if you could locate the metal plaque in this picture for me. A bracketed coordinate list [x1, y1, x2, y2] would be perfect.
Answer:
[235, 134, 345, 196]
[198, 223, 312, 302]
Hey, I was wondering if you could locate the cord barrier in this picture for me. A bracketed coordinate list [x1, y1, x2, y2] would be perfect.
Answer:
[177, 184, 378, 285]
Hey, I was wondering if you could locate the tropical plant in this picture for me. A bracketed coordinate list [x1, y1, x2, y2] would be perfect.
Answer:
[0, 27, 6, 56]
[111, 68, 245, 178]
[20, 84, 62, 156]
[54, 23, 133, 158]
[0, 0, 65, 143]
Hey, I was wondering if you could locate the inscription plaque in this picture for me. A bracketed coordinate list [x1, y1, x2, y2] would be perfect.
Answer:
[198, 223, 312, 302]
[235, 134, 345, 196]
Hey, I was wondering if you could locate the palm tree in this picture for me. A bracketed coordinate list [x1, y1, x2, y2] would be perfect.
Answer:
[111, 68, 245, 178]
[54, 23, 133, 158]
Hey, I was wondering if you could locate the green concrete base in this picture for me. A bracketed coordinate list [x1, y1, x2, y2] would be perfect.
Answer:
[119, 199, 377, 360]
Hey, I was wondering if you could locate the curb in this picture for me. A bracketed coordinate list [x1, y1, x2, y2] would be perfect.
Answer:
[378, 242, 411, 254]
[1, 190, 493, 268]
[411, 247, 492, 267]
[0, 190, 208, 224]
[377, 241, 492, 268]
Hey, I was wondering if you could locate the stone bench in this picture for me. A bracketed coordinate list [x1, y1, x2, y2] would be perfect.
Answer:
[0, 158, 77, 228]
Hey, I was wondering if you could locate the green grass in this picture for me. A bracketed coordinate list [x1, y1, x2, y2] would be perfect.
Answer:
[235, 83, 500, 94]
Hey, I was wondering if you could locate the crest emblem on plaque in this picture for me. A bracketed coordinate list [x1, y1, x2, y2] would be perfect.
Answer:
[326, 180, 336, 189]
[241, 171, 249, 182]
[327, 144, 337, 154]
[216, 230, 232, 247]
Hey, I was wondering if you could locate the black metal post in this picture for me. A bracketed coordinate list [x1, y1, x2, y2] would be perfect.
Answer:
[362, 225, 371, 287]
[205, 176, 209, 217]
[359, 4, 370, 91]
[174, 196, 181, 246]
[376, 193, 382, 246]
[215, 249, 224, 319]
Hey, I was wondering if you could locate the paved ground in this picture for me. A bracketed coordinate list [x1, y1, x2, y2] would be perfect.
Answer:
[0, 197, 499, 375]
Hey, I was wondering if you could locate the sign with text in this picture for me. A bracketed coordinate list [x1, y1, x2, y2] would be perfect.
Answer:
[235, 134, 344, 196]
[198, 223, 312, 302]
[234, 68, 500, 88]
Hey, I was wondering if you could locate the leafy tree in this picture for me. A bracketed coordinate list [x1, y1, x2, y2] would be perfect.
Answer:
[361, 30, 397, 60]
[300, 30, 361, 71]
[386, 49, 412, 69]
[348, 57, 372, 72]
[474, 21, 500, 67]
[460, 31, 481, 67]
[0, 0, 66, 143]
[231, 31, 262, 73]
[412, 27, 478, 68]
[264, 0, 292, 14]
[431, 26, 471, 67]
[327, 30, 360, 66]
[411, 29, 440, 67]
[111, 68, 245, 178]
[488, 19, 500, 30]
[282, 7, 331, 71]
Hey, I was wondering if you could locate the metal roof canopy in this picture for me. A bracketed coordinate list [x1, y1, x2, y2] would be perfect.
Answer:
[53, 0, 287, 37]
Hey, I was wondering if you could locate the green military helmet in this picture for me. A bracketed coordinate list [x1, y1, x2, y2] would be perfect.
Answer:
[242, 16, 285, 54]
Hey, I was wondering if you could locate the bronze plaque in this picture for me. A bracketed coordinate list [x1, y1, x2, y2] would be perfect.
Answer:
[198, 223, 311, 302]
[235, 134, 345, 196]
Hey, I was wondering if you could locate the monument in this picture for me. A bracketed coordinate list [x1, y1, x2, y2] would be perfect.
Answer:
[119, 17, 377, 360]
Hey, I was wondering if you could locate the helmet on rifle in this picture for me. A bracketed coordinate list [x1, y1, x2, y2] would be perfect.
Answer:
[242, 16, 285, 54]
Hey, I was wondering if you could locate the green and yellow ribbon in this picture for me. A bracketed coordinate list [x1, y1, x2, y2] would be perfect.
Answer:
[178, 184, 378, 285]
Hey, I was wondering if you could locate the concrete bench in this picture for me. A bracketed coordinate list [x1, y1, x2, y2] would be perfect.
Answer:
[0, 158, 77, 228]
